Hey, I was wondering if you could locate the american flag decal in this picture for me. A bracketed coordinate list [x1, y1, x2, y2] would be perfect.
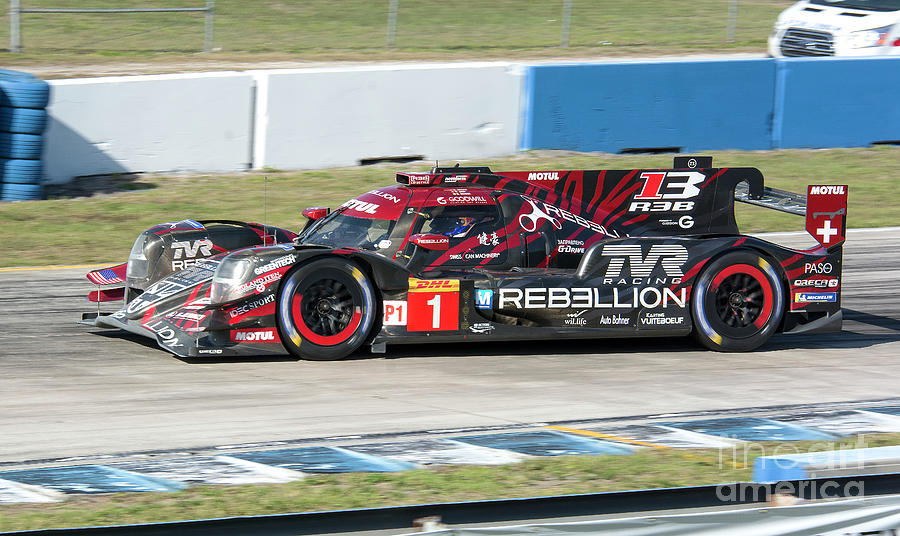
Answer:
[86, 263, 127, 285]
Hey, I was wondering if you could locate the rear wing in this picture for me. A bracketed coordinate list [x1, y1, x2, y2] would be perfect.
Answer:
[734, 180, 848, 250]
[734, 182, 806, 216]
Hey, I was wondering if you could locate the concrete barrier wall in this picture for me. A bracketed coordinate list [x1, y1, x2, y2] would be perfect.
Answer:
[253, 63, 523, 170]
[44, 72, 255, 184]
[39, 58, 900, 184]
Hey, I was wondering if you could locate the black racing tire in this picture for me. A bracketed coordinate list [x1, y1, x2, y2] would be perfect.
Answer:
[691, 250, 785, 352]
[276, 257, 377, 361]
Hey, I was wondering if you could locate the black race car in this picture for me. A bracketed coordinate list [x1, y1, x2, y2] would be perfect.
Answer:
[82, 156, 847, 360]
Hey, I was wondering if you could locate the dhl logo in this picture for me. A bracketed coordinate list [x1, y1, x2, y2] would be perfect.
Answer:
[408, 278, 460, 293]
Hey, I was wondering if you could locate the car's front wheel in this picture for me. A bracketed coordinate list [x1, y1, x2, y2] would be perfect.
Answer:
[277, 258, 377, 361]
[691, 250, 785, 352]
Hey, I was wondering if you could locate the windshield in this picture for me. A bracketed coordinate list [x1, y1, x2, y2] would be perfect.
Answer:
[298, 210, 397, 254]
[809, 0, 900, 11]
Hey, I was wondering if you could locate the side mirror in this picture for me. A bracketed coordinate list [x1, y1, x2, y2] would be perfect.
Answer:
[302, 207, 329, 221]
[298, 207, 330, 238]
[409, 233, 449, 251]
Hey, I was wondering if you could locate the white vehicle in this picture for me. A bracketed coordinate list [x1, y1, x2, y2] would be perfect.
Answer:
[769, 0, 900, 57]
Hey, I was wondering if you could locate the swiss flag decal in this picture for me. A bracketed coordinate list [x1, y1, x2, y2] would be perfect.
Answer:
[806, 185, 848, 247]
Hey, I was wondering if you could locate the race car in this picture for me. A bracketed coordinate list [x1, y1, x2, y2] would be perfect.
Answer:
[82, 156, 848, 360]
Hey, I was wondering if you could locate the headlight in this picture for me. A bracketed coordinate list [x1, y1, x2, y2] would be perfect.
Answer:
[126, 232, 161, 281]
[210, 258, 253, 304]
[848, 25, 892, 48]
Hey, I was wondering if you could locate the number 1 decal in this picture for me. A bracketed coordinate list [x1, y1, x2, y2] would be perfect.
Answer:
[407, 278, 460, 332]
[427, 295, 441, 329]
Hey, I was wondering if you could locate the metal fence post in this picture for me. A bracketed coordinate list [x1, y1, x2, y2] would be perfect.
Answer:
[204, 0, 214, 51]
[387, 0, 399, 48]
[10, 0, 21, 53]
[727, 0, 738, 43]
[560, 0, 572, 48]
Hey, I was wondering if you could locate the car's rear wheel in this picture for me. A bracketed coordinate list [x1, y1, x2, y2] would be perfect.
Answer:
[277, 258, 376, 361]
[691, 250, 784, 352]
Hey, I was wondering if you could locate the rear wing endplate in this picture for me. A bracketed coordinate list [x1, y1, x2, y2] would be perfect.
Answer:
[734, 182, 806, 216]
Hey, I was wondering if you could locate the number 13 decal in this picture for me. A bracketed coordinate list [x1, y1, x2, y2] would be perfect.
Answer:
[634, 171, 704, 200]
[407, 278, 460, 332]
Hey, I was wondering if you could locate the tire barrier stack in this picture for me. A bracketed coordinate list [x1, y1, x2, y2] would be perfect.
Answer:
[0, 70, 51, 202]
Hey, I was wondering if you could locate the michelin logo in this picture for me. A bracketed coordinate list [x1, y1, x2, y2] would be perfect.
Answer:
[796, 292, 837, 303]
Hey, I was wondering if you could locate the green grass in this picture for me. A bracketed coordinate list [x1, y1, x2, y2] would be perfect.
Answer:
[1, 147, 897, 267]
[1, 432, 896, 532]
[0, 0, 794, 73]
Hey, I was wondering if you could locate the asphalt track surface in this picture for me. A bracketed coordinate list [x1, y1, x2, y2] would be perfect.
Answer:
[1, 229, 898, 465]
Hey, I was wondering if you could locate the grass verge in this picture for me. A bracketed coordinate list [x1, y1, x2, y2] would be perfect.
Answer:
[1, 432, 897, 532]
[0, 147, 897, 267]
[0, 0, 792, 76]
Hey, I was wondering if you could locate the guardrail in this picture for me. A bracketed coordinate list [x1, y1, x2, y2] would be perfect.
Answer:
[7, 473, 900, 536]
[7, 0, 215, 53]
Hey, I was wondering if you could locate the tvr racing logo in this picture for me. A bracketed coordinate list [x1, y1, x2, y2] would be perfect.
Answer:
[171, 239, 213, 270]
[600, 244, 688, 279]
[629, 172, 704, 213]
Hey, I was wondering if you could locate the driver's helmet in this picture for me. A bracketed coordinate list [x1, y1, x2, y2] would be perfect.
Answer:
[431, 216, 477, 238]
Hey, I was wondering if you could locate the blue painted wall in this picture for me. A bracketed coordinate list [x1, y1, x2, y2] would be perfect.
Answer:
[776, 57, 900, 148]
[522, 57, 900, 153]
[523, 59, 777, 153]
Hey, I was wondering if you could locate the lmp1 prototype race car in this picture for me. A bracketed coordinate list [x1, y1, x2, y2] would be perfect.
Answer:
[82, 156, 848, 360]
